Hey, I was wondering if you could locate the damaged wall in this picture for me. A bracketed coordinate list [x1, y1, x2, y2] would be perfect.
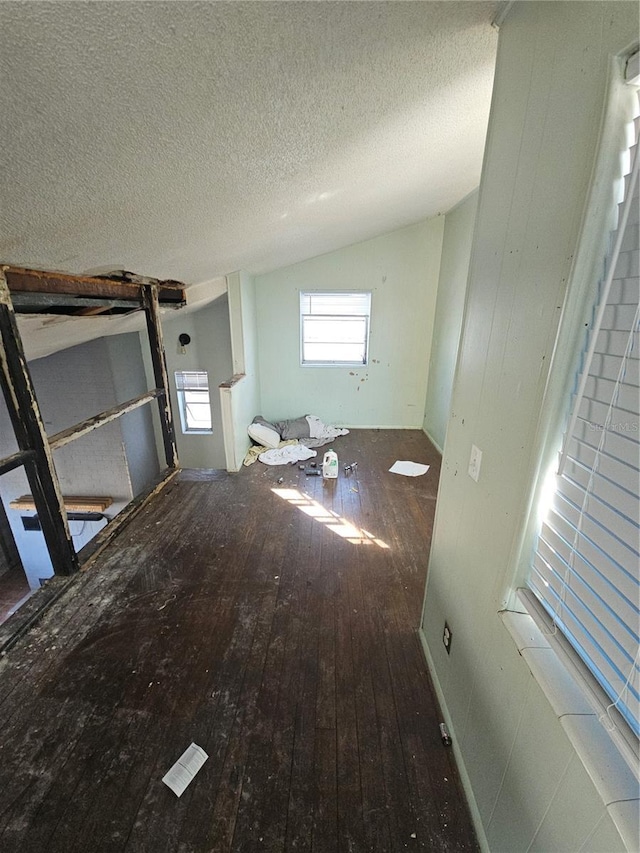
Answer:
[254, 218, 444, 428]
[160, 296, 233, 470]
[0, 333, 159, 588]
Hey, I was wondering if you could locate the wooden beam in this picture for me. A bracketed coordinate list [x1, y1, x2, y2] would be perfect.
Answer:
[0, 492, 22, 574]
[3, 266, 186, 306]
[48, 389, 162, 451]
[142, 284, 179, 468]
[10, 495, 113, 512]
[73, 305, 112, 317]
[0, 448, 35, 476]
[9, 292, 137, 313]
[0, 273, 79, 576]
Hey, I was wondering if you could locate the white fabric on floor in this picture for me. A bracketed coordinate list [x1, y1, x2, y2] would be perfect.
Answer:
[258, 444, 317, 466]
[305, 415, 349, 442]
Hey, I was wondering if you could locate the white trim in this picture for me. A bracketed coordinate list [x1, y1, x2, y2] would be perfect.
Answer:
[227, 272, 246, 376]
[501, 598, 639, 851]
[219, 386, 238, 472]
[491, 1, 514, 30]
[339, 424, 426, 430]
[557, 133, 639, 474]
[422, 427, 443, 455]
[501, 57, 639, 609]
[299, 290, 371, 367]
[625, 48, 639, 85]
[418, 628, 490, 853]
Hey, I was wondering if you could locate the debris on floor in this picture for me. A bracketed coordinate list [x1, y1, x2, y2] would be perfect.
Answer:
[162, 743, 208, 797]
[389, 460, 430, 477]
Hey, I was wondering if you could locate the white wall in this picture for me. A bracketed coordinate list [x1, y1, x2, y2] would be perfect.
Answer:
[106, 333, 159, 496]
[423, 191, 478, 452]
[420, 3, 638, 851]
[221, 270, 261, 472]
[254, 219, 444, 427]
[161, 296, 233, 470]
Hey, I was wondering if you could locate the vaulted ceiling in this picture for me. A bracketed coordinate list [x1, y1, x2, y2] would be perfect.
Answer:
[1, 1, 498, 291]
[1, 2, 499, 359]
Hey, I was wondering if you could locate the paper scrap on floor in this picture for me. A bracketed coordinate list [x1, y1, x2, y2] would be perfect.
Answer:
[162, 743, 208, 797]
[389, 460, 430, 477]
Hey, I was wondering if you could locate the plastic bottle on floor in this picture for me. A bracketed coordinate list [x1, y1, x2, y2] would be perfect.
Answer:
[322, 449, 339, 479]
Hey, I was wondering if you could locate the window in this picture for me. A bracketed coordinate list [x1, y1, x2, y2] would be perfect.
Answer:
[175, 370, 212, 434]
[527, 92, 639, 739]
[300, 291, 371, 365]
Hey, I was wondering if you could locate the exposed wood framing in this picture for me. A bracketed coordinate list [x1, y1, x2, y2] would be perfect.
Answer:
[4, 266, 185, 306]
[142, 283, 179, 468]
[72, 305, 113, 317]
[0, 266, 182, 593]
[10, 496, 113, 512]
[8, 292, 137, 313]
[48, 389, 163, 451]
[0, 448, 35, 476]
[0, 492, 22, 574]
[0, 272, 79, 576]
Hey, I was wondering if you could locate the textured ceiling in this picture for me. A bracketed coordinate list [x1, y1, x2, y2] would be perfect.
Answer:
[0, 1, 498, 293]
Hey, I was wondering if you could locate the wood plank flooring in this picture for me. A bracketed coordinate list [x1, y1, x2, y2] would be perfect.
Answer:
[0, 430, 478, 852]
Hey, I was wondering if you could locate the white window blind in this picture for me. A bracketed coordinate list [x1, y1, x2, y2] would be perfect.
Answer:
[528, 97, 640, 738]
[175, 371, 210, 391]
[300, 292, 371, 365]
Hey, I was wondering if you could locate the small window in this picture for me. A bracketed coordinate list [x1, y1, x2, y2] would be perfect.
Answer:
[300, 292, 371, 366]
[175, 370, 212, 434]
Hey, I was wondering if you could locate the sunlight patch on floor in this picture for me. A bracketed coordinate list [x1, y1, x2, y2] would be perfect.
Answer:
[272, 487, 389, 548]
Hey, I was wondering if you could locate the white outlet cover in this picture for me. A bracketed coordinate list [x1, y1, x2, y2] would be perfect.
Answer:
[468, 444, 482, 482]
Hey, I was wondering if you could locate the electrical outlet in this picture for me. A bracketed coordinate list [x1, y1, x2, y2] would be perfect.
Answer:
[468, 444, 482, 482]
[442, 622, 452, 654]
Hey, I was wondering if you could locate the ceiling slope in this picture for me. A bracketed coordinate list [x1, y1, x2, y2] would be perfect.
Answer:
[0, 1, 498, 294]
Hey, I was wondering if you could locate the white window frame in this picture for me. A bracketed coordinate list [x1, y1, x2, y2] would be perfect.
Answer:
[299, 291, 371, 367]
[503, 64, 640, 787]
[174, 370, 213, 435]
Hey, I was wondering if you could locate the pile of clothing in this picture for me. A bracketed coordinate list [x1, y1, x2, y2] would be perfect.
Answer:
[244, 414, 349, 466]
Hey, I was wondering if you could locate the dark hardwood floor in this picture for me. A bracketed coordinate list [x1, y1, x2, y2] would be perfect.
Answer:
[0, 565, 32, 626]
[0, 430, 478, 852]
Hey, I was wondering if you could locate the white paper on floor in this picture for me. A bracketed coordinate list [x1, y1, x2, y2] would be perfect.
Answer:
[389, 460, 430, 477]
[162, 743, 208, 796]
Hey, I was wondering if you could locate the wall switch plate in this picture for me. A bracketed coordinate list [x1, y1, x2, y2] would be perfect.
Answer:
[443, 622, 452, 654]
[468, 444, 482, 482]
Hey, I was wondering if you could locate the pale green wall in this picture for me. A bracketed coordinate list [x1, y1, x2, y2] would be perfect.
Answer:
[254, 218, 444, 427]
[423, 191, 478, 452]
[420, 3, 638, 851]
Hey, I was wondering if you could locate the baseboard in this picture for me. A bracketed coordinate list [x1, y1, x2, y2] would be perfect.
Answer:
[417, 627, 490, 853]
[341, 424, 424, 430]
[422, 427, 443, 455]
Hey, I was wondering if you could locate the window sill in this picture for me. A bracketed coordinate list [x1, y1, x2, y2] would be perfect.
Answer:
[501, 592, 639, 851]
[300, 362, 369, 368]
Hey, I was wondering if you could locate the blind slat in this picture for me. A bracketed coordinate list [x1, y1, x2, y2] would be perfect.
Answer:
[300, 292, 371, 316]
[175, 370, 209, 390]
[556, 475, 638, 546]
[529, 92, 640, 738]
[530, 568, 639, 710]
